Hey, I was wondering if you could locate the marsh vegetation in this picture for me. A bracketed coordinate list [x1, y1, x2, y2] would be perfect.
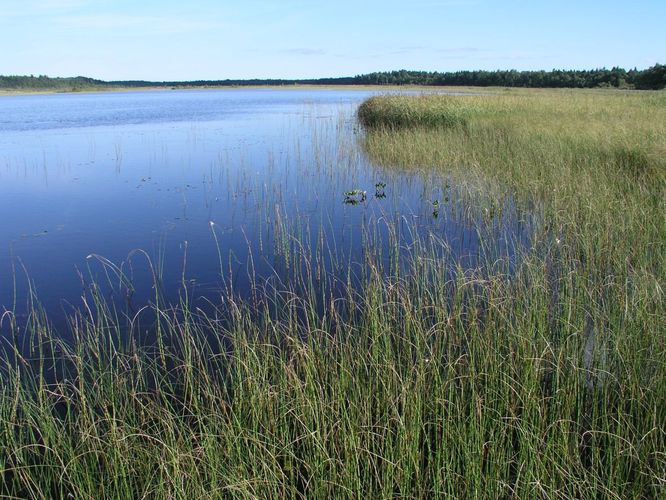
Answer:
[1, 88, 664, 498]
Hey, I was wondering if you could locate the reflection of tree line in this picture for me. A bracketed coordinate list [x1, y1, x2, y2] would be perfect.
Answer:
[2, 64, 664, 90]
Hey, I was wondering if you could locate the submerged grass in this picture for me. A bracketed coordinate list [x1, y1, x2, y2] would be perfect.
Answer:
[1, 88, 665, 498]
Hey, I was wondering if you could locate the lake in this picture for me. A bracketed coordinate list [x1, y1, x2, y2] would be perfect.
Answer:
[0, 89, 532, 334]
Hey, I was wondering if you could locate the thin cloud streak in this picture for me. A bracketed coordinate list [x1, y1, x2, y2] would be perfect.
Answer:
[0, 0, 90, 18]
[54, 14, 222, 35]
[278, 48, 328, 56]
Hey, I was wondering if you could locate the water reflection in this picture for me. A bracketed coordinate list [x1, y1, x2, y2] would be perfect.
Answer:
[0, 89, 536, 334]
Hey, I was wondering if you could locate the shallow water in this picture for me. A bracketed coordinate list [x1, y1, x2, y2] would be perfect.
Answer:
[0, 89, 533, 332]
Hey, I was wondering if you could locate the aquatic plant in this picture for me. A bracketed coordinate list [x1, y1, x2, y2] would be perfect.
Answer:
[344, 188, 367, 204]
[374, 181, 386, 198]
[0, 88, 664, 498]
[431, 198, 440, 217]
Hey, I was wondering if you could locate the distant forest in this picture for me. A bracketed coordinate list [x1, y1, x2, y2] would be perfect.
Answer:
[1, 64, 664, 91]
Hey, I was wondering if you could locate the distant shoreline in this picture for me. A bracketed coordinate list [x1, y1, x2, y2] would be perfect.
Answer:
[2, 65, 664, 94]
[0, 85, 653, 98]
[0, 84, 490, 96]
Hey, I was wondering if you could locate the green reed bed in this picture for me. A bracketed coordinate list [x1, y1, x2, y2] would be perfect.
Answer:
[1, 89, 665, 498]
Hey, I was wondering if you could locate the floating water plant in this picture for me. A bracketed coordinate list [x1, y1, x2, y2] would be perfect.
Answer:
[374, 181, 386, 199]
[431, 199, 440, 218]
[344, 189, 367, 204]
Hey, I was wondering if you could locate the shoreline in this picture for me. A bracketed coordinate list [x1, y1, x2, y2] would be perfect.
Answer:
[0, 84, 653, 97]
[0, 84, 485, 96]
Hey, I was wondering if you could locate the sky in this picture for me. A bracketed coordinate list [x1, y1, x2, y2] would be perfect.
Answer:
[1, 0, 664, 81]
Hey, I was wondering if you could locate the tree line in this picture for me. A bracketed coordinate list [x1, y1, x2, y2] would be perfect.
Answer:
[355, 65, 665, 89]
[0, 74, 103, 90]
[2, 64, 664, 91]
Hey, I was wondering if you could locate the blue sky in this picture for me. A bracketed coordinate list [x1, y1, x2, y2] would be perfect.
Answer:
[1, 0, 664, 80]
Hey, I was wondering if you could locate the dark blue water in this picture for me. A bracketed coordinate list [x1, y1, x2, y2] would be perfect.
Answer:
[0, 89, 534, 332]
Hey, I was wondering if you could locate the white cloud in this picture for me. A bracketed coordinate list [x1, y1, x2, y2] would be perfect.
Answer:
[53, 14, 221, 35]
[410, 0, 481, 6]
[0, 0, 90, 17]
[279, 48, 328, 56]
[37, 0, 91, 9]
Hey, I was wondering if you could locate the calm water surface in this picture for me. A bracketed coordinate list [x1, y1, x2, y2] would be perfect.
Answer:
[0, 89, 533, 331]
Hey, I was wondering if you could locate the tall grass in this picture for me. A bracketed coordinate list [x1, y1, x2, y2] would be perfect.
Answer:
[1, 89, 664, 498]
